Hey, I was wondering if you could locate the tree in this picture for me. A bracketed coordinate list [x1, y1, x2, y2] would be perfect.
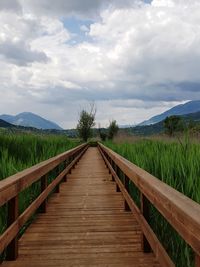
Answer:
[164, 116, 184, 136]
[98, 124, 107, 141]
[99, 130, 107, 141]
[108, 120, 119, 140]
[77, 105, 96, 142]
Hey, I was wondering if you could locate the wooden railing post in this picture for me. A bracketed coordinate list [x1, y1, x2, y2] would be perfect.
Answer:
[6, 196, 18, 260]
[68, 156, 72, 174]
[196, 254, 200, 267]
[63, 159, 68, 182]
[72, 155, 75, 169]
[140, 193, 151, 253]
[124, 175, 130, 211]
[40, 174, 48, 213]
[107, 154, 111, 174]
[55, 165, 60, 193]
[111, 160, 114, 181]
[115, 165, 120, 192]
[109, 156, 112, 174]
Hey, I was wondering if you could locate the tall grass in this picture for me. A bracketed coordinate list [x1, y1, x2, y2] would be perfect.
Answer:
[0, 131, 80, 255]
[0, 132, 80, 180]
[104, 138, 200, 267]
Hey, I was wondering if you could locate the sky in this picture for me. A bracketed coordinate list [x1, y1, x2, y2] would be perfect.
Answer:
[0, 0, 200, 128]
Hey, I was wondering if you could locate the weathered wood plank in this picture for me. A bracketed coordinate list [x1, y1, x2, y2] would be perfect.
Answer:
[0, 144, 87, 206]
[0, 146, 87, 255]
[2, 148, 160, 267]
[6, 196, 18, 260]
[99, 145, 174, 267]
[99, 143, 200, 258]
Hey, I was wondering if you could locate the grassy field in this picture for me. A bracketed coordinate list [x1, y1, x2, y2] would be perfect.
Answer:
[0, 131, 80, 256]
[104, 138, 200, 267]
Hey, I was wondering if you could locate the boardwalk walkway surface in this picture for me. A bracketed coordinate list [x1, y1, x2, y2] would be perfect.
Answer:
[2, 147, 160, 267]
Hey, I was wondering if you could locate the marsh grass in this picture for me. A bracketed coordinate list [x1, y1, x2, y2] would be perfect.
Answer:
[0, 131, 80, 260]
[104, 138, 200, 267]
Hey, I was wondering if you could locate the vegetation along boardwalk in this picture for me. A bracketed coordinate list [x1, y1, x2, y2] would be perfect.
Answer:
[1, 144, 200, 266]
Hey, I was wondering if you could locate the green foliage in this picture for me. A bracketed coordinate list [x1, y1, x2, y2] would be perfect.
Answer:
[100, 132, 107, 141]
[77, 106, 96, 142]
[88, 141, 98, 147]
[98, 127, 107, 141]
[108, 120, 119, 140]
[104, 139, 200, 267]
[0, 132, 80, 250]
[164, 115, 184, 136]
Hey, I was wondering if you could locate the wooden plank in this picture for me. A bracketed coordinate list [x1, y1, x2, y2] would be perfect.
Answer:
[6, 196, 18, 260]
[2, 148, 160, 267]
[124, 175, 131, 211]
[0, 144, 87, 206]
[0, 147, 87, 254]
[99, 145, 174, 267]
[140, 193, 151, 253]
[39, 174, 48, 213]
[196, 254, 200, 267]
[99, 143, 200, 257]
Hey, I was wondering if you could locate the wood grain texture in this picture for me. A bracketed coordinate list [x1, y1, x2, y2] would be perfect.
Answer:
[99, 143, 200, 257]
[0, 146, 88, 255]
[2, 148, 160, 267]
[99, 145, 174, 267]
[0, 144, 87, 206]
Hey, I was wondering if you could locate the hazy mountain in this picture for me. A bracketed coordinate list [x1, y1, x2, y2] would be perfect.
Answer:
[0, 119, 14, 128]
[0, 112, 63, 130]
[130, 110, 200, 136]
[183, 111, 200, 121]
[139, 100, 200, 126]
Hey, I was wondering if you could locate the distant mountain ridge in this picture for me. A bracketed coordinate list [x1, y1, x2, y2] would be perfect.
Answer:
[139, 100, 200, 126]
[131, 110, 200, 136]
[0, 119, 14, 128]
[0, 112, 63, 130]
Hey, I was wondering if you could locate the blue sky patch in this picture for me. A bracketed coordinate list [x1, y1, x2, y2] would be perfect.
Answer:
[62, 16, 94, 45]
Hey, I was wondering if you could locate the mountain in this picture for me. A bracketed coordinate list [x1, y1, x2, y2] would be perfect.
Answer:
[129, 121, 164, 136]
[0, 119, 14, 128]
[139, 100, 200, 126]
[183, 111, 200, 123]
[129, 110, 200, 136]
[0, 112, 63, 130]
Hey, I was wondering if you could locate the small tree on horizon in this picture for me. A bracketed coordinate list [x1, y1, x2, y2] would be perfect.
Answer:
[164, 115, 184, 136]
[108, 120, 119, 140]
[77, 105, 96, 142]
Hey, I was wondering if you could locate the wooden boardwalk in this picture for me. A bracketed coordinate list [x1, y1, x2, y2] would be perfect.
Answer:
[2, 148, 160, 267]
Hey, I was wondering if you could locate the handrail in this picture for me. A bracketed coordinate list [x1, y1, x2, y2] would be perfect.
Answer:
[0, 143, 86, 206]
[0, 143, 88, 261]
[98, 143, 200, 267]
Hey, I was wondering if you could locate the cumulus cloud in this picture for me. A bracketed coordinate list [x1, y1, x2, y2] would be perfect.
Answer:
[0, 40, 48, 66]
[0, 10, 51, 66]
[0, 0, 200, 127]
[0, 0, 22, 13]
[20, 0, 144, 18]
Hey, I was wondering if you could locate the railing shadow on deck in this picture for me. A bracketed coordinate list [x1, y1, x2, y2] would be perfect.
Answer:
[0, 143, 88, 262]
[98, 143, 200, 267]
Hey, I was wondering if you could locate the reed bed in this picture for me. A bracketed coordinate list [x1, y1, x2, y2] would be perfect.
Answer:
[0, 132, 80, 254]
[104, 138, 200, 267]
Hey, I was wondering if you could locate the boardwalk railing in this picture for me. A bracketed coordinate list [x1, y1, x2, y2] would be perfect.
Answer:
[99, 143, 200, 267]
[0, 143, 88, 261]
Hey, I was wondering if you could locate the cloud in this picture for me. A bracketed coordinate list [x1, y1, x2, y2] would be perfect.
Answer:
[0, 0, 200, 127]
[80, 25, 89, 32]
[0, 40, 48, 66]
[20, 0, 147, 19]
[0, 0, 22, 13]
[20, 0, 104, 18]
